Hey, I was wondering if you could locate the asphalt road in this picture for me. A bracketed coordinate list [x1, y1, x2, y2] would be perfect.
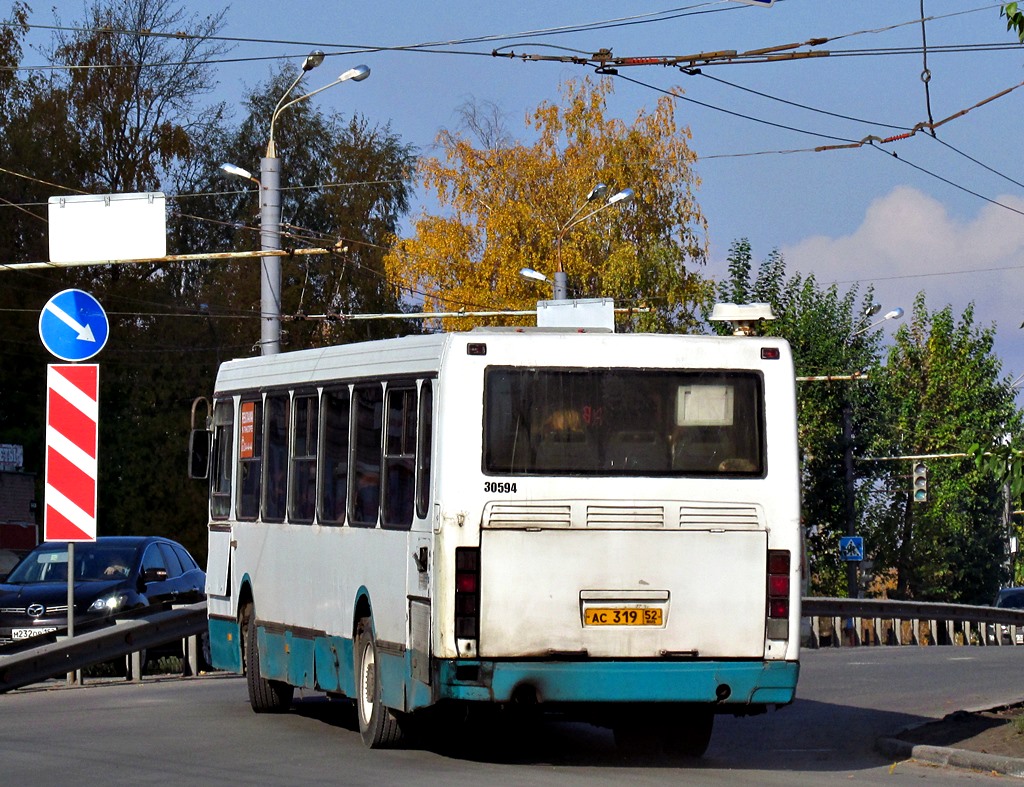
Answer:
[3, 647, 1022, 785]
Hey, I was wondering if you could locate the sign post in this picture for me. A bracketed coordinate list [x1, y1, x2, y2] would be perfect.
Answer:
[39, 290, 107, 684]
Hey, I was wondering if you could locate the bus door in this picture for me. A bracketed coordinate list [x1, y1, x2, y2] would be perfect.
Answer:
[206, 398, 237, 598]
[385, 380, 434, 686]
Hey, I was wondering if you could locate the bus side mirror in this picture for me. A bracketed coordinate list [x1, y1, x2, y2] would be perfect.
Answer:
[189, 429, 212, 480]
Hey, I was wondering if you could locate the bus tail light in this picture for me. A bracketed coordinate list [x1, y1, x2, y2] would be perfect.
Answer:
[454, 547, 480, 657]
[766, 549, 790, 640]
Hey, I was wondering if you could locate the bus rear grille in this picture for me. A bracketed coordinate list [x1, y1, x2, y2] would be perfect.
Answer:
[485, 504, 572, 529]
[586, 505, 665, 528]
[679, 504, 761, 529]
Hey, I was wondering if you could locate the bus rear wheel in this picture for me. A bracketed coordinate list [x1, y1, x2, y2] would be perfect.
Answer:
[243, 604, 293, 713]
[355, 616, 403, 748]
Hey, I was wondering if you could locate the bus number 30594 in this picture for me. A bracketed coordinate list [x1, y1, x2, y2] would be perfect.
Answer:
[484, 481, 517, 494]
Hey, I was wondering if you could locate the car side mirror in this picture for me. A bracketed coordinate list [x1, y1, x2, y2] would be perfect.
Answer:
[141, 567, 168, 584]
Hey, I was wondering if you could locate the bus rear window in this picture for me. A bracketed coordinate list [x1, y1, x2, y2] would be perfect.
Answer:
[484, 368, 764, 476]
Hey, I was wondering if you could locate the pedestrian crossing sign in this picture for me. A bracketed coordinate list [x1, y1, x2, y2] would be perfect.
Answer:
[839, 536, 864, 562]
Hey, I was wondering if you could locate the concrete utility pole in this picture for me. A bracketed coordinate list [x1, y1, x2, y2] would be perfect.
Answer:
[223, 51, 369, 355]
[259, 156, 282, 355]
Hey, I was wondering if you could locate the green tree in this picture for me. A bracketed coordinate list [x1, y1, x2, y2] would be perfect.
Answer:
[48, 0, 229, 193]
[866, 295, 1021, 603]
[718, 240, 884, 596]
[0, 2, 226, 560]
[386, 77, 712, 332]
[1002, 3, 1024, 41]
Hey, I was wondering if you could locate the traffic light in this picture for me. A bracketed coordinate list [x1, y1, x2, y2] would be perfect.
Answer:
[912, 462, 928, 503]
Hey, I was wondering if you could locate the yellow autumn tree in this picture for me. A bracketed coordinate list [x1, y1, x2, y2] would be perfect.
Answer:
[384, 77, 712, 331]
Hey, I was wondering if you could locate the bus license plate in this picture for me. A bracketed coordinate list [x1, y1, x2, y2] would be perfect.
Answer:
[583, 608, 663, 626]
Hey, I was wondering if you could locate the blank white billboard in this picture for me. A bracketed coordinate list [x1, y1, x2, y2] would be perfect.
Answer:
[48, 192, 167, 263]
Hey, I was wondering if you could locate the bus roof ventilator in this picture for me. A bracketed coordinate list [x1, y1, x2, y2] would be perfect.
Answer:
[709, 303, 776, 336]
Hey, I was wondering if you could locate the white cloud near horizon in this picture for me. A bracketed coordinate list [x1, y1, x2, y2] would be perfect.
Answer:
[779, 186, 1024, 380]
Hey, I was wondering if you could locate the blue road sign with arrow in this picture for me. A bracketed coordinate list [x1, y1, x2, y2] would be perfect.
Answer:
[839, 536, 865, 562]
[38, 289, 109, 362]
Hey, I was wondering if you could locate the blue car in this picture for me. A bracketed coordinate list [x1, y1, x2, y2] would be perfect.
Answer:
[991, 587, 1024, 645]
[0, 536, 205, 645]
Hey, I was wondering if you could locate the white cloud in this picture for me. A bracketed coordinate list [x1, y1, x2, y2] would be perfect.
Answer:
[780, 186, 1024, 381]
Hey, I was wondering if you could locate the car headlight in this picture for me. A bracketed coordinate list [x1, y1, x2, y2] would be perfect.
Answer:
[89, 593, 129, 613]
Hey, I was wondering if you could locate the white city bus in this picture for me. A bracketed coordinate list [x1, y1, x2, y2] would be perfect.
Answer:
[192, 324, 801, 755]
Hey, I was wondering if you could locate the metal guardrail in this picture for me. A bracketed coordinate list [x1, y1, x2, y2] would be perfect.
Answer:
[803, 597, 1024, 648]
[0, 598, 1015, 691]
[0, 602, 207, 693]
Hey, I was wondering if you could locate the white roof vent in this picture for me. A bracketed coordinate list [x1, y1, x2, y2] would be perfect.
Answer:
[709, 302, 776, 336]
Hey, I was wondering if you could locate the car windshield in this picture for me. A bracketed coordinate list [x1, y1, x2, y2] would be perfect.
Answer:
[5, 544, 140, 583]
[997, 591, 1024, 609]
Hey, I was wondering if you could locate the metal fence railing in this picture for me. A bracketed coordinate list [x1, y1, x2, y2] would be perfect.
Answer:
[0, 602, 207, 693]
[2, 597, 1019, 692]
[803, 597, 1024, 648]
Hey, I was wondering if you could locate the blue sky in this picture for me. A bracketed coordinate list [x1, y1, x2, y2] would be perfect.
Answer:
[21, 1, 1024, 383]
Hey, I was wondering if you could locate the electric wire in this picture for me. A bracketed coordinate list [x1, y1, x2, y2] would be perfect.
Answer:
[5, 2, 1021, 76]
[2, 4, 1022, 322]
[614, 72, 863, 145]
[919, 0, 938, 137]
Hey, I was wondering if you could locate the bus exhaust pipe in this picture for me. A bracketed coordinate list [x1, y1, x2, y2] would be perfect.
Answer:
[715, 684, 732, 702]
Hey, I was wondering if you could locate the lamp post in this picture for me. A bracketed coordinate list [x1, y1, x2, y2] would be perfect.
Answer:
[843, 304, 903, 598]
[222, 51, 369, 355]
[552, 185, 633, 301]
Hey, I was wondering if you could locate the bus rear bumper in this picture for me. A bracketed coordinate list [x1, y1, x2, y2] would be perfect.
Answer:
[434, 658, 799, 707]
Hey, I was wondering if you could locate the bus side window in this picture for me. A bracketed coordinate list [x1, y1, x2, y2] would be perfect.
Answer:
[210, 399, 234, 519]
[350, 385, 383, 527]
[416, 381, 433, 519]
[237, 398, 262, 520]
[382, 384, 416, 530]
[318, 388, 350, 525]
[289, 393, 318, 524]
[263, 393, 289, 522]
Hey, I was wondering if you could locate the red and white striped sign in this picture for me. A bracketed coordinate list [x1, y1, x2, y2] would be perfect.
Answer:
[44, 364, 99, 542]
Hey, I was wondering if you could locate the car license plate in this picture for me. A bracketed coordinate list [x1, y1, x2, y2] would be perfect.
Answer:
[583, 607, 663, 626]
[12, 627, 57, 640]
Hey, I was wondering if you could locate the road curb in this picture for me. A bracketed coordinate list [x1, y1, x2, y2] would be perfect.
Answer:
[877, 735, 1024, 778]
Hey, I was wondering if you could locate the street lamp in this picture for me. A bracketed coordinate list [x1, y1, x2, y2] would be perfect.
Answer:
[218, 163, 259, 184]
[518, 267, 552, 286]
[851, 307, 904, 338]
[222, 50, 370, 356]
[267, 62, 370, 158]
[843, 303, 904, 599]
[553, 185, 633, 301]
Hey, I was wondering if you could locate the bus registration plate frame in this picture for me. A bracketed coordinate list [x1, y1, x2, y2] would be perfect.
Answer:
[583, 607, 663, 627]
